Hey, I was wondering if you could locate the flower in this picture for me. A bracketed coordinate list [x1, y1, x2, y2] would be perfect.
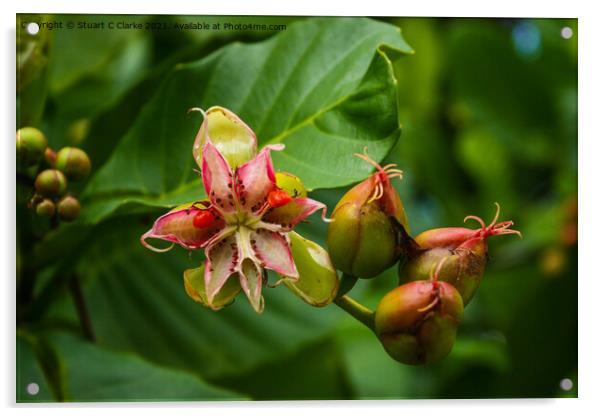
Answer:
[141, 107, 328, 313]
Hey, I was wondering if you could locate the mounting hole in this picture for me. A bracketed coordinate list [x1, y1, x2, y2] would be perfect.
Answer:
[559, 378, 573, 391]
[26, 382, 40, 396]
[26, 22, 40, 35]
[560, 27, 573, 40]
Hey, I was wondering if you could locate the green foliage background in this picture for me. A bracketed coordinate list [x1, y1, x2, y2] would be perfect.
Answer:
[16, 15, 577, 401]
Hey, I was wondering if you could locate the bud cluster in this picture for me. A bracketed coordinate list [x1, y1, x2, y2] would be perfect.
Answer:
[17, 126, 91, 223]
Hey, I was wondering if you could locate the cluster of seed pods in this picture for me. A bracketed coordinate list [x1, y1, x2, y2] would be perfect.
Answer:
[17, 126, 91, 223]
[327, 149, 521, 365]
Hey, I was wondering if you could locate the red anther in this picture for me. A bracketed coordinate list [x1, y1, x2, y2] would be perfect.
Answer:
[193, 210, 215, 228]
[267, 189, 293, 208]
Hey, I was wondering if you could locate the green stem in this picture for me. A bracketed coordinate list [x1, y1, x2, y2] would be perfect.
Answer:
[334, 295, 375, 332]
[338, 273, 359, 297]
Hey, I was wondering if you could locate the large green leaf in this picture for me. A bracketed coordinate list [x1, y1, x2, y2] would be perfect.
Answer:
[44, 331, 245, 402]
[81, 17, 413, 224]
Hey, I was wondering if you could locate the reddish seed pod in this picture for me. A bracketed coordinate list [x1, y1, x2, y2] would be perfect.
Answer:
[399, 203, 521, 305]
[57, 195, 81, 222]
[34, 169, 68, 197]
[267, 189, 293, 208]
[35, 198, 56, 218]
[55, 147, 91, 181]
[376, 259, 464, 365]
[193, 210, 215, 228]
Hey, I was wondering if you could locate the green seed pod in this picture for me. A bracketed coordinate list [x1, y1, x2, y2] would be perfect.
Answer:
[376, 260, 464, 365]
[34, 169, 67, 197]
[55, 147, 91, 181]
[57, 195, 81, 222]
[16, 127, 47, 167]
[192, 106, 257, 169]
[183, 265, 241, 310]
[327, 151, 410, 278]
[275, 172, 308, 198]
[35, 198, 56, 218]
[279, 231, 339, 307]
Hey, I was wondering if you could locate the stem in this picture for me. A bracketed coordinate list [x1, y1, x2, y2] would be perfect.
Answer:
[69, 276, 96, 342]
[334, 295, 375, 332]
[338, 273, 359, 297]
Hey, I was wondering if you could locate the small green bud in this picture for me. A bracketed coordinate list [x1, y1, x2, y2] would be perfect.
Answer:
[375, 279, 464, 365]
[16, 127, 47, 167]
[34, 169, 67, 197]
[35, 198, 56, 218]
[55, 147, 91, 181]
[183, 265, 241, 310]
[57, 195, 81, 222]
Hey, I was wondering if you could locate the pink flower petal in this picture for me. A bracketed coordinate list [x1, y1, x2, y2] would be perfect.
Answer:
[238, 258, 264, 313]
[202, 140, 237, 215]
[204, 234, 241, 303]
[235, 144, 284, 214]
[262, 197, 329, 229]
[140, 205, 225, 252]
[251, 229, 298, 277]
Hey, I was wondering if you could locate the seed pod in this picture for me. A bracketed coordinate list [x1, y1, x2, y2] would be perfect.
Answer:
[35, 198, 56, 218]
[275, 172, 308, 198]
[183, 264, 241, 310]
[192, 106, 257, 169]
[16, 127, 47, 167]
[327, 149, 410, 278]
[57, 195, 81, 222]
[55, 147, 91, 180]
[34, 169, 67, 197]
[399, 203, 521, 304]
[279, 231, 339, 307]
[375, 259, 464, 365]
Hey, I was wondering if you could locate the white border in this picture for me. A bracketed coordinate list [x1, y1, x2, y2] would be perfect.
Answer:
[3, 1, 601, 415]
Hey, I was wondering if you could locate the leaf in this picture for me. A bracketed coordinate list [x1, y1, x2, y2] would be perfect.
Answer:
[67, 216, 343, 381]
[81, 17, 413, 224]
[45, 331, 245, 402]
[215, 337, 352, 399]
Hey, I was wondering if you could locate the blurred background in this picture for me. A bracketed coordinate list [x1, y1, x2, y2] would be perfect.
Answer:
[17, 15, 577, 401]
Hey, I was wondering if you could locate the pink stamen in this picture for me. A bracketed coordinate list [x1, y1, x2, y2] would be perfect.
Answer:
[462, 202, 522, 240]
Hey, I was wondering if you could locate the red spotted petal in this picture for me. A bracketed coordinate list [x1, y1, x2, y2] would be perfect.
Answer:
[263, 197, 328, 229]
[238, 258, 264, 313]
[251, 229, 298, 277]
[204, 234, 241, 303]
[202, 140, 237, 214]
[141, 206, 225, 252]
[235, 144, 284, 214]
